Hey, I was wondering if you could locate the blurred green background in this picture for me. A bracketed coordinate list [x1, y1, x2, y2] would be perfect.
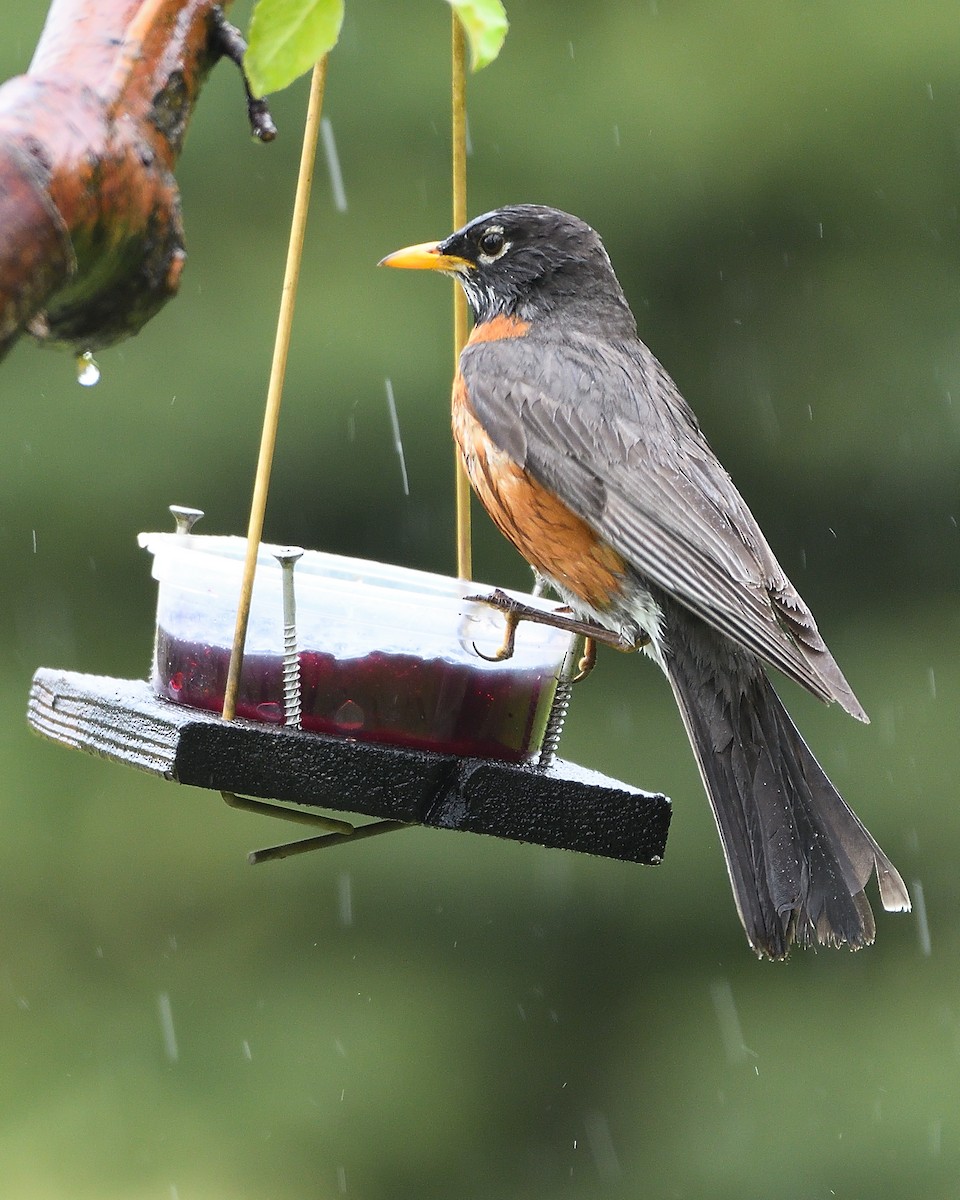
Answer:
[2, 1, 958, 1196]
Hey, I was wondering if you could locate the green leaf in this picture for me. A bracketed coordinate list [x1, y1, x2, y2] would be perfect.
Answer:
[447, 0, 509, 71]
[245, 0, 344, 97]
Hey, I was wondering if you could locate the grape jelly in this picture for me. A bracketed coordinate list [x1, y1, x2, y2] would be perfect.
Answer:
[153, 628, 557, 763]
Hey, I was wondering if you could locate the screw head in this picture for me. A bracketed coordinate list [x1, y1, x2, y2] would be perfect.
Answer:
[169, 505, 205, 535]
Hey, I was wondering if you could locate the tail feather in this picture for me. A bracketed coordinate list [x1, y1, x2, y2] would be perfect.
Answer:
[660, 614, 910, 959]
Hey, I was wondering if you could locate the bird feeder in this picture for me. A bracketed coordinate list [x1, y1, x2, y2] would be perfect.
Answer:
[28, 506, 670, 864]
[24, 29, 670, 867]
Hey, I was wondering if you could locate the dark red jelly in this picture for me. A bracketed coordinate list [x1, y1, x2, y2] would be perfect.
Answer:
[153, 628, 556, 763]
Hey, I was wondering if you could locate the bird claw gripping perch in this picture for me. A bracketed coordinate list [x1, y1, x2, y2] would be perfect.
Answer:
[465, 587, 645, 666]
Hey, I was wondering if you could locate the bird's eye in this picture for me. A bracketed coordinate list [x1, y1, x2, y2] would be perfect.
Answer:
[478, 227, 506, 259]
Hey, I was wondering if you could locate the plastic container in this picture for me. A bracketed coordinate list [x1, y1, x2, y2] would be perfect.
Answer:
[138, 533, 574, 763]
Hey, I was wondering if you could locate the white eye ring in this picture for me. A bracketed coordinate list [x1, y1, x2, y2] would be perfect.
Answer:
[477, 226, 509, 263]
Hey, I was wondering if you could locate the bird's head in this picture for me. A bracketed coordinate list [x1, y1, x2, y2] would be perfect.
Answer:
[380, 204, 636, 336]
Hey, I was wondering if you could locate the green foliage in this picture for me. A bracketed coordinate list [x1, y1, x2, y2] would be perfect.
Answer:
[245, 0, 345, 97]
[245, 0, 508, 95]
[447, 0, 509, 70]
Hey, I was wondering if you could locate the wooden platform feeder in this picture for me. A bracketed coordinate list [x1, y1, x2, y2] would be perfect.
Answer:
[26, 509, 671, 866]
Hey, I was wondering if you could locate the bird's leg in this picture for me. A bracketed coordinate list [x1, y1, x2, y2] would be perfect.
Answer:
[476, 569, 551, 661]
[465, 588, 639, 656]
[572, 636, 597, 683]
[486, 600, 521, 662]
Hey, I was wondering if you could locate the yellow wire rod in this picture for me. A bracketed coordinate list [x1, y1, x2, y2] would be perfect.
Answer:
[222, 56, 329, 722]
[451, 13, 472, 581]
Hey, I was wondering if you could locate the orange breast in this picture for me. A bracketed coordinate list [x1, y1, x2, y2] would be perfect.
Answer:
[467, 314, 532, 344]
[452, 373, 627, 612]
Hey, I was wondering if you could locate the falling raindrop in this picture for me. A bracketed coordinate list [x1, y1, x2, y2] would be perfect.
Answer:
[384, 378, 410, 496]
[709, 977, 756, 1064]
[912, 879, 931, 956]
[321, 117, 348, 212]
[76, 351, 100, 387]
[583, 1109, 621, 1182]
[337, 871, 353, 926]
[157, 991, 179, 1062]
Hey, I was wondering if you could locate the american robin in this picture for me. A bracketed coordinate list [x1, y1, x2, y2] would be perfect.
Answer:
[380, 204, 910, 959]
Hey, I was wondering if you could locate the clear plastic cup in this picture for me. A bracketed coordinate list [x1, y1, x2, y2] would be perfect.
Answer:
[139, 533, 574, 763]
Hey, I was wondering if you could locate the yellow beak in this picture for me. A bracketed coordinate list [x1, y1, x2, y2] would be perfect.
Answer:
[378, 240, 473, 272]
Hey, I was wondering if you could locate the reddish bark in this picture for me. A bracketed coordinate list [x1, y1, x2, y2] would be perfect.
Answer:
[0, 0, 270, 360]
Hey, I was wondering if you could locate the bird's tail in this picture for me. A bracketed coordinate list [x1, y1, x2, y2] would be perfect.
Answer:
[661, 625, 911, 959]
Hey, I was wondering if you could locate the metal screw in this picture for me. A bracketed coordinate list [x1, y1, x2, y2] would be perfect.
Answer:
[169, 505, 204, 535]
[537, 679, 571, 769]
[274, 548, 304, 730]
[537, 636, 581, 769]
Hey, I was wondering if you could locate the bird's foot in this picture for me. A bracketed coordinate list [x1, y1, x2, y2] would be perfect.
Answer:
[572, 636, 597, 683]
[571, 620, 650, 682]
[465, 588, 639, 663]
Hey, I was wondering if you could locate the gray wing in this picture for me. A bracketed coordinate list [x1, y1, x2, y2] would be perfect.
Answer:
[460, 330, 867, 720]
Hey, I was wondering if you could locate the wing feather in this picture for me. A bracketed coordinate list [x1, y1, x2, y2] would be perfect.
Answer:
[460, 330, 866, 719]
